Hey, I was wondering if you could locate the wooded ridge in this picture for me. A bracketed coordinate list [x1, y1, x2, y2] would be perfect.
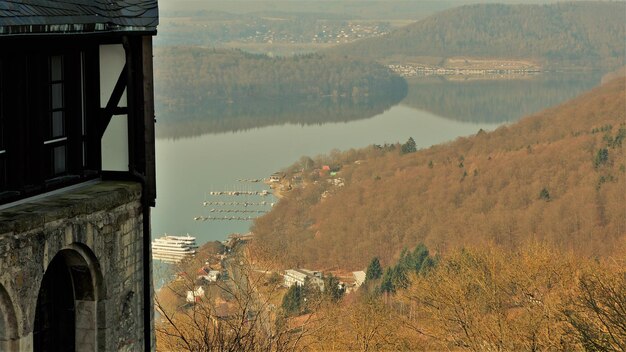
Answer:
[154, 47, 407, 123]
[327, 2, 626, 70]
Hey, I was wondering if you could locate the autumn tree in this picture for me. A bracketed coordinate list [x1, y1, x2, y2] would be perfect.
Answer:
[401, 244, 585, 350]
[563, 267, 626, 350]
[304, 296, 418, 351]
[155, 249, 316, 352]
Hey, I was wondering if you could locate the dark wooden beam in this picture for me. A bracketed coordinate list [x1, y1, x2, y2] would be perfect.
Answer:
[141, 36, 156, 207]
[99, 63, 127, 138]
[123, 36, 136, 178]
[112, 107, 129, 115]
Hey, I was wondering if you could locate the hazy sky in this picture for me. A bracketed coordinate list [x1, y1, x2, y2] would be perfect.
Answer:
[157, 0, 591, 16]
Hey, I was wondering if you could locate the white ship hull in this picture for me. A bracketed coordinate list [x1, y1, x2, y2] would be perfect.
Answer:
[151, 234, 198, 264]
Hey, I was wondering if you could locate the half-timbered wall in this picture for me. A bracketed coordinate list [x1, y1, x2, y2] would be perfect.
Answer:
[100, 44, 130, 172]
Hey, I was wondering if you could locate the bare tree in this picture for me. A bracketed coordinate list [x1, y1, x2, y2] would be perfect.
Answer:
[154, 244, 319, 351]
[563, 264, 626, 351]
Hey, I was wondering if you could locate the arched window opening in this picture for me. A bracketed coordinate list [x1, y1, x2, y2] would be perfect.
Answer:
[34, 247, 104, 351]
[34, 253, 76, 351]
[0, 284, 18, 351]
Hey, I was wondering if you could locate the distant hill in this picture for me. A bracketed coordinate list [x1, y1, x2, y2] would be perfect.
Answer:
[327, 2, 626, 70]
[154, 48, 407, 123]
[252, 77, 626, 270]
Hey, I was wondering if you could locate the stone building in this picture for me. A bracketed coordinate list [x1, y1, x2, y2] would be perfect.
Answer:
[0, 1, 158, 351]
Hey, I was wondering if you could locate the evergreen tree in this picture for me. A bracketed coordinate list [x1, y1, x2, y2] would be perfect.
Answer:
[392, 266, 409, 290]
[539, 188, 551, 201]
[397, 248, 410, 270]
[611, 127, 625, 148]
[594, 148, 609, 168]
[324, 274, 344, 302]
[411, 243, 430, 272]
[380, 267, 395, 294]
[379, 243, 437, 295]
[281, 284, 302, 316]
[401, 137, 417, 154]
[421, 256, 437, 273]
[366, 257, 383, 281]
[302, 277, 322, 312]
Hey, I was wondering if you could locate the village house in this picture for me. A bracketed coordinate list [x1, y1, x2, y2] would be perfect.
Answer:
[341, 271, 366, 294]
[186, 286, 205, 303]
[269, 172, 284, 183]
[197, 267, 221, 282]
[353, 271, 366, 288]
[284, 269, 325, 291]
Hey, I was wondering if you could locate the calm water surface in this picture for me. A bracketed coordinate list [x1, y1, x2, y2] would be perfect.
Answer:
[152, 74, 601, 246]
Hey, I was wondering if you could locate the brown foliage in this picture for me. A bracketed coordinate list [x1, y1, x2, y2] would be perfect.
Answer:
[563, 259, 626, 351]
[402, 244, 581, 350]
[252, 77, 626, 270]
[300, 245, 625, 351]
[400, 245, 625, 351]
[303, 297, 420, 351]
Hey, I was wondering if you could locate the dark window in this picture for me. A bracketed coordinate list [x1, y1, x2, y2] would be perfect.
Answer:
[0, 46, 99, 204]
[45, 55, 68, 178]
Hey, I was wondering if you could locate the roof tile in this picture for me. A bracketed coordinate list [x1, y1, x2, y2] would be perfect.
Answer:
[0, 0, 158, 35]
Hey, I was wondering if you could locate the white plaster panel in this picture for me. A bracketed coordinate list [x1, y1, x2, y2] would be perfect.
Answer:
[99, 44, 127, 108]
[101, 115, 129, 171]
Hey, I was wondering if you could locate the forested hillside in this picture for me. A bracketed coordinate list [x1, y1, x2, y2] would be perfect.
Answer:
[154, 48, 407, 122]
[327, 2, 626, 69]
[252, 77, 626, 270]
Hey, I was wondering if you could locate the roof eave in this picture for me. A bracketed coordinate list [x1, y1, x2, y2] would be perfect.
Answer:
[0, 23, 157, 37]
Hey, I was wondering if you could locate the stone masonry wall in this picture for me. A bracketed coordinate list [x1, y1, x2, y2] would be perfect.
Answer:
[0, 181, 151, 351]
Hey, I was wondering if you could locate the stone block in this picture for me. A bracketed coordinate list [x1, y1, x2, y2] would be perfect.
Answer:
[0, 181, 149, 351]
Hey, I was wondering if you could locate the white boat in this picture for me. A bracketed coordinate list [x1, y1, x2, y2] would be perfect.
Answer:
[152, 234, 198, 264]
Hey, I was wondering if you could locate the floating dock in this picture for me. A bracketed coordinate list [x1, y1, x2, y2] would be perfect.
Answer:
[194, 216, 260, 221]
[202, 201, 274, 207]
[208, 190, 271, 196]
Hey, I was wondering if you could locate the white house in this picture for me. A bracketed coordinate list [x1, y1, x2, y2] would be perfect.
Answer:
[186, 286, 205, 303]
[207, 270, 220, 282]
[284, 269, 325, 291]
[197, 267, 221, 282]
[353, 271, 366, 288]
[284, 269, 308, 287]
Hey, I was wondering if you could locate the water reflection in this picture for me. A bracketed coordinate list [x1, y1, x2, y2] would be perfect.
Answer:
[156, 93, 406, 139]
[402, 73, 602, 123]
[156, 73, 601, 139]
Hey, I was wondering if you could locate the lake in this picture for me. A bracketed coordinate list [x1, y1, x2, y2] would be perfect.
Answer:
[152, 72, 602, 246]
